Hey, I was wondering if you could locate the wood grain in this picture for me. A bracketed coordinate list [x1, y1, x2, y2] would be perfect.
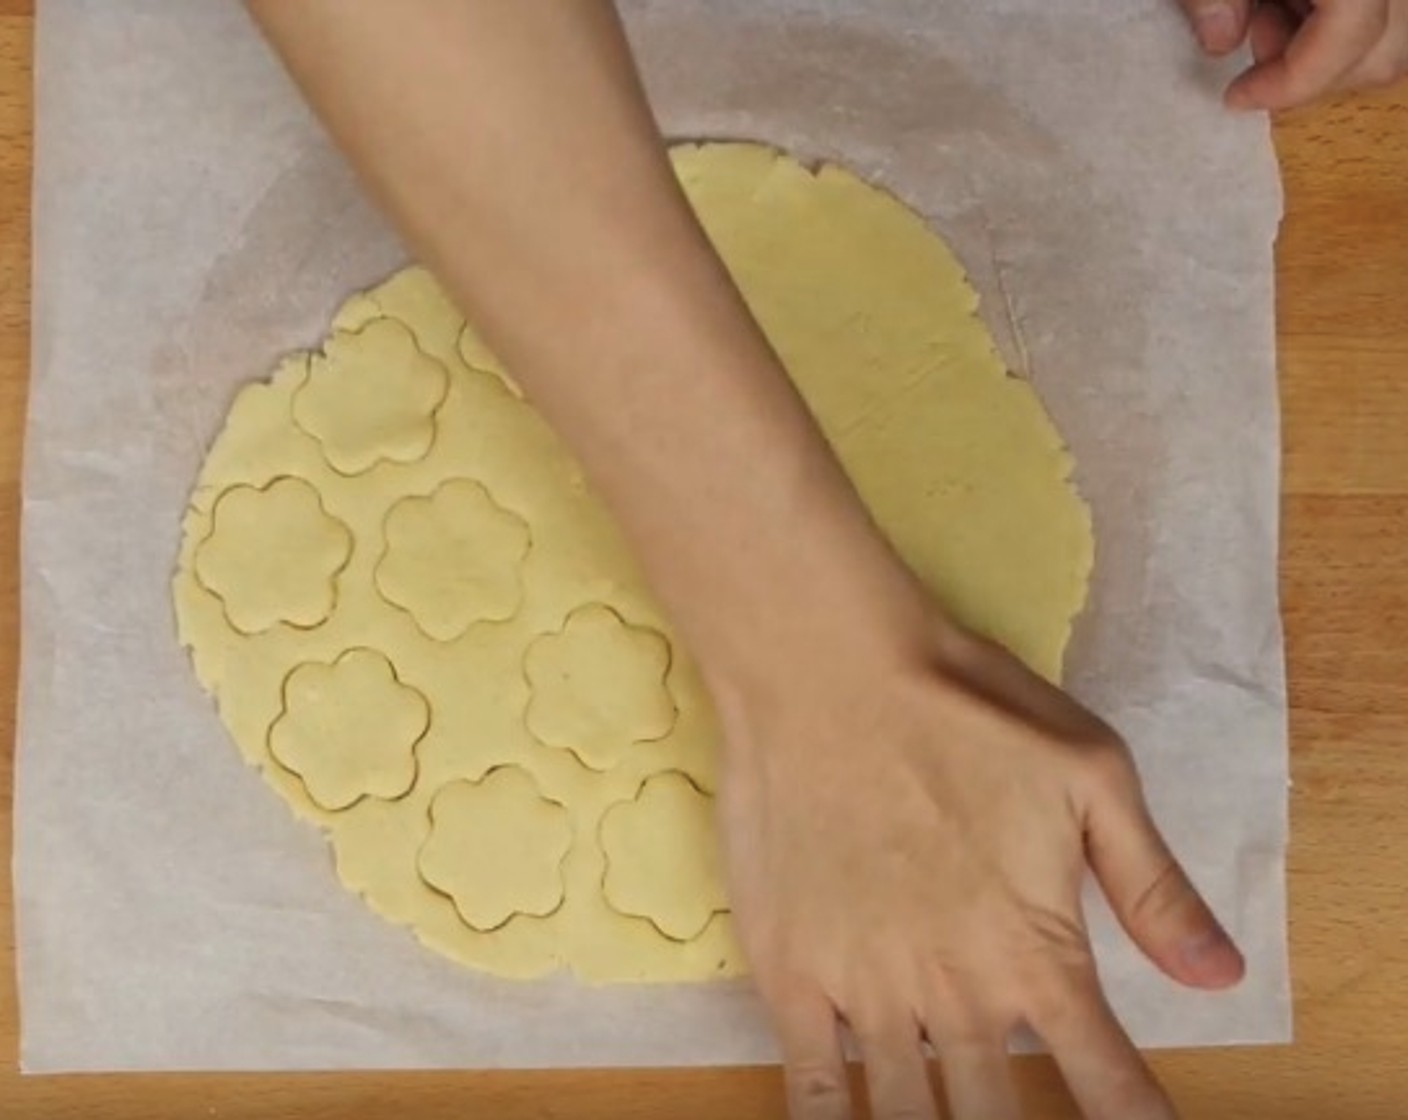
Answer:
[3, 6, 1408, 1118]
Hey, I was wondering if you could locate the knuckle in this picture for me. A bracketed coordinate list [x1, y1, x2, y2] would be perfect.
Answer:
[1351, 5, 1393, 43]
[786, 1060, 849, 1111]
[1074, 733, 1139, 799]
[1014, 946, 1096, 1021]
[1128, 858, 1195, 926]
[931, 1010, 1012, 1056]
[1098, 1067, 1175, 1120]
[1022, 969, 1082, 1029]
[1280, 69, 1333, 107]
[764, 966, 820, 1002]
[926, 959, 1024, 1037]
[1363, 51, 1408, 87]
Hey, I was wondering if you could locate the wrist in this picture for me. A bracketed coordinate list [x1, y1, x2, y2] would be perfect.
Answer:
[656, 499, 945, 737]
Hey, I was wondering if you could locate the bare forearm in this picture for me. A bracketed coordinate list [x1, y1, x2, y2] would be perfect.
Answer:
[246, 0, 921, 673]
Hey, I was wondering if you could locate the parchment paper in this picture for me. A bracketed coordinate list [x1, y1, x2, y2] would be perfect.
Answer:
[16, 0, 1290, 1071]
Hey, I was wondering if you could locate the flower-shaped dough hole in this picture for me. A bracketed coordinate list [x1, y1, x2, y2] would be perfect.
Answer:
[457, 322, 521, 397]
[523, 604, 677, 772]
[268, 648, 430, 811]
[599, 772, 728, 942]
[293, 316, 449, 475]
[418, 767, 573, 932]
[375, 479, 531, 641]
[194, 476, 351, 635]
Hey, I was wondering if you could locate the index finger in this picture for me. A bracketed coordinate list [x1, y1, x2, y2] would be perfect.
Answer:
[1227, 3, 1389, 110]
[1026, 964, 1177, 1120]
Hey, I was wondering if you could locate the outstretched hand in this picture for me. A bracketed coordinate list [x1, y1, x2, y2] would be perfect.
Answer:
[714, 599, 1245, 1120]
[1179, 0, 1408, 110]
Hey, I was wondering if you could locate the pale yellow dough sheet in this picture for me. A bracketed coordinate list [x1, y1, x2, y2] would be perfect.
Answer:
[173, 142, 1093, 982]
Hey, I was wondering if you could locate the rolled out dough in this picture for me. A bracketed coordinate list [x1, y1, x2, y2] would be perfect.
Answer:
[173, 142, 1092, 982]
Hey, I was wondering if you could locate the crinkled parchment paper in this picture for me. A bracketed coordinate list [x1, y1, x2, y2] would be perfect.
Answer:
[15, 0, 1288, 1070]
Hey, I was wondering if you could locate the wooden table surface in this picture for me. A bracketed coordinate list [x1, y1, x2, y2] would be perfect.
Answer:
[4, 5, 1408, 1118]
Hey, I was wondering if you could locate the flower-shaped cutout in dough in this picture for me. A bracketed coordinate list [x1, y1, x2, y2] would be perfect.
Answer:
[457, 322, 522, 398]
[375, 479, 531, 641]
[418, 767, 572, 932]
[524, 605, 677, 772]
[600, 772, 727, 942]
[194, 477, 352, 635]
[269, 649, 430, 811]
[293, 316, 449, 475]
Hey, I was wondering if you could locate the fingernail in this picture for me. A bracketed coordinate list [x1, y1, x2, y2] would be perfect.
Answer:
[1181, 930, 1245, 986]
[1195, 3, 1238, 52]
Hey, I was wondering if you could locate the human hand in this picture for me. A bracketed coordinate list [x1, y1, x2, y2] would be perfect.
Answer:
[712, 601, 1245, 1120]
[1178, 0, 1408, 110]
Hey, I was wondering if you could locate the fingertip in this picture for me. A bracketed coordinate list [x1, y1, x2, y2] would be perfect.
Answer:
[1223, 80, 1263, 112]
[1086, 793, 1246, 993]
[1177, 929, 1247, 990]
[1197, 18, 1241, 56]
[1186, 1, 1250, 56]
[1216, 71, 1261, 112]
[1230, 1, 1379, 115]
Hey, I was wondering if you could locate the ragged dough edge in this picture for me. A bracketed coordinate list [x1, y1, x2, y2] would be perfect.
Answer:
[173, 139, 1091, 985]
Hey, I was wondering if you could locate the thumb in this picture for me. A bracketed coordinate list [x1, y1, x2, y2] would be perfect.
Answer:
[1084, 759, 1246, 990]
[1177, 0, 1253, 55]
